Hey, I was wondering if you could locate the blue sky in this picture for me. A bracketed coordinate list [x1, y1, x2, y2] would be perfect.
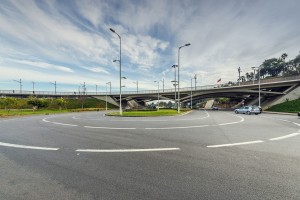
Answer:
[0, 0, 300, 93]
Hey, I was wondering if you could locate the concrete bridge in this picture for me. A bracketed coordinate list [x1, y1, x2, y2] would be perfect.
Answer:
[1, 75, 300, 109]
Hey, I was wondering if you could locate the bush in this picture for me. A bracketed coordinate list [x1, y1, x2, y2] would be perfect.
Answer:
[267, 98, 300, 113]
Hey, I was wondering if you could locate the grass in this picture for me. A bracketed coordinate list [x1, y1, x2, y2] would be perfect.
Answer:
[106, 109, 189, 117]
[0, 108, 105, 118]
[266, 99, 300, 113]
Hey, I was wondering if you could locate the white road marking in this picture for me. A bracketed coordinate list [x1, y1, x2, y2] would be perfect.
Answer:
[293, 122, 300, 127]
[76, 147, 180, 153]
[84, 126, 136, 130]
[207, 140, 264, 148]
[42, 118, 78, 127]
[0, 141, 59, 151]
[269, 132, 300, 141]
[216, 116, 244, 126]
[145, 125, 209, 130]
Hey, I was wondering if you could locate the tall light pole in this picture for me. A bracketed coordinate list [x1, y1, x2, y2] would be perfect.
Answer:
[106, 82, 111, 110]
[161, 79, 164, 92]
[171, 65, 178, 108]
[13, 79, 22, 93]
[110, 27, 122, 115]
[251, 67, 256, 84]
[50, 81, 57, 94]
[190, 78, 193, 109]
[32, 81, 35, 94]
[177, 43, 191, 113]
[258, 66, 261, 107]
[194, 74, 197, 90]
[95, 84, 98, 95]
[133, 80, 138, 93]
[154, 81, 160, 110]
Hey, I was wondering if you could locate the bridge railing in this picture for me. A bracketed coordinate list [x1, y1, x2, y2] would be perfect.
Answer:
[1, 75, 300, 96]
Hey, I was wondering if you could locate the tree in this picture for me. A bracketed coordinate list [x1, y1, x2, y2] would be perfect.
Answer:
[27, 97, 49, 110]
[56, 97, 67, 111]
[0, 97, 17, 110]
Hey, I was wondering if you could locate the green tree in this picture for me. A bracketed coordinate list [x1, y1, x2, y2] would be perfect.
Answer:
[0, 97, 17, 110]
[56, 97, 67, 111]
[27, 97, 49, 110]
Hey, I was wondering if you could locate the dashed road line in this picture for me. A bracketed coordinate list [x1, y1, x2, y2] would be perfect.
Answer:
[0, 141, 59, 151]
[76, 147, 180, 153]
[207, 140, 264, 148]
[42, 118, 78, 127]
[269, 132, 300, 141]
[84, 126, 136, 130]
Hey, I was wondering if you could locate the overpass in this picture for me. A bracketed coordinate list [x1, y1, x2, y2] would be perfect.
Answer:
[1, 75, 300, 109]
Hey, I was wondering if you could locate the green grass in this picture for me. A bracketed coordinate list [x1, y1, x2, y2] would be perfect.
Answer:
[0, 108, 104, 118]
[107, 109, 189, 117]
[266, 99, 300, 113]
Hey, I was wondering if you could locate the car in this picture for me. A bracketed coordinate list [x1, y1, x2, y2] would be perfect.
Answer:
[234, 106, 261, 115]
[298, 112, 300, 117]
[212, 106, 219, 110]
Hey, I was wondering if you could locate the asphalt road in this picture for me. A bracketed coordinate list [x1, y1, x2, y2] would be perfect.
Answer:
[1, 110, 300, 200]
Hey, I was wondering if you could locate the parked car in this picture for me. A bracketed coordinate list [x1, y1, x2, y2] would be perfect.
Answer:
[212, 106, 219, 110]
[298, 112, 300, 117]
[234, 106, 261, 115]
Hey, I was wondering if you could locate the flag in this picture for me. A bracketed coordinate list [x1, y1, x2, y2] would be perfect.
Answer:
[217, 78, 221, 83]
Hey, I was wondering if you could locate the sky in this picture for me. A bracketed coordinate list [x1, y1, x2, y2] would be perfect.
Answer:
[0, 0, 300, 93]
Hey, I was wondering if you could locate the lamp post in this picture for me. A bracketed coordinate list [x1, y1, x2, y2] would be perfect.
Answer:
[50, 81, 57, 94]
[106, 82, 111, 110]
[13, 79, 22, 93]
[32, 81, 35, 94]
[177, 43, 191, 113]
[251, 67, 256, 84]
[110, 28, 122, 115]
[194, 74, 197, 90]
[258, 66, 261, 107]
[171, 64, 178, 108]
[95, 84, 98, 95]
[133, 80, 138, 93]
[161, 79, 164, 92]
[190, 78, 193, 109]
[154, 81, 160, 110]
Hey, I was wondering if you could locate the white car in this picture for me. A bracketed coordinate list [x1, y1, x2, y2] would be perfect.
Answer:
[234, 106, 261, 115]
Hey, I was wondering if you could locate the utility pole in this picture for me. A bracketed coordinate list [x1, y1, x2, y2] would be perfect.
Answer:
[95, 84, 98, 95]
[13, 79, 22, 93]
[238, 67, 241, 86]
[50, 81, 57, 94]
[161, 79, 164, 92]
[194, 74, 197, 90]
[32, 81, 35, 94]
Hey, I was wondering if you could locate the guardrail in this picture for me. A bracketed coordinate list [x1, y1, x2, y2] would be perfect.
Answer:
[1, 75, 300, 97]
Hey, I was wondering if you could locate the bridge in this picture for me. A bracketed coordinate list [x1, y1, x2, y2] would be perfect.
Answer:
[1, 75, 300, 109]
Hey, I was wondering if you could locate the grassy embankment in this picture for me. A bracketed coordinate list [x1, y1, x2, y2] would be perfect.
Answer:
[0, 98, 117, 118]
[266, 99, 300, 113]
[107, 109, 190, 117]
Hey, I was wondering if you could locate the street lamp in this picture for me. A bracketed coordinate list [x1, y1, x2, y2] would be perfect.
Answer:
[252, 66, 261, 107]
[13, 79, 22, 94]
[161, 79, 164, 92]
[154, 81, 160, 110]
[133, 80, 138, 93]
[171, 64, 178, 108]
[32, 81, 35, 94]
[251, 67, 256, 84]
[50, 81, 57, 94]
[106, 82, 111, 110]
[178, 43, 191, 113]
[95, 84, 98, 95]
[194, 74, 197, 90]
[110, 28, 122, 115]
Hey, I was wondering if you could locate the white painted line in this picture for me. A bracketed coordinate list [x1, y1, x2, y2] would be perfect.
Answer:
[269, 132, 300, 141]
[293, 122, 300, 127]
[207, 140, 264, 148]
[42, 118, 78, 127]
[0, 141, 59, 151]
[84, 126, 136, 130]
[145, 125, 209, 130]
[76, 147, 180, 153]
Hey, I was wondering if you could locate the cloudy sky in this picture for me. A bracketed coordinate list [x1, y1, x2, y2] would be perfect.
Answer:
[0, 0, 300, 93]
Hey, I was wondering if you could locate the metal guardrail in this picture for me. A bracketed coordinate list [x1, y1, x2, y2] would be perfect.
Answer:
[1, 75, 300, 96]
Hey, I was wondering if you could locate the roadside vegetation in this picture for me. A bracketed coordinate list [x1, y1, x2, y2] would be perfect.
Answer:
[0, 97, 117, 117]
[107, 109, 190, 117]
[266, 99, 300, 113]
